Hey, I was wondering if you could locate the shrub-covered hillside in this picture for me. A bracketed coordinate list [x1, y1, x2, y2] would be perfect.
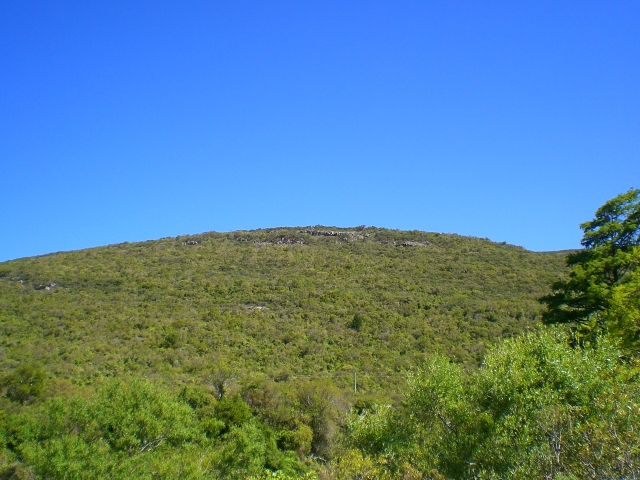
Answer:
[3, 190, 637, 479]
[0, 226, 566, 394]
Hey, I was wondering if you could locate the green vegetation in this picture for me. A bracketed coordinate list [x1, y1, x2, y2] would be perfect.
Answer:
[333, 191, 640, 479]
[1, 377, 311, 479]
[334, 328, 640, 479]
[0, 227, 565, 392]
[2, 199, 637, 478]
[542, 188, 640, 349]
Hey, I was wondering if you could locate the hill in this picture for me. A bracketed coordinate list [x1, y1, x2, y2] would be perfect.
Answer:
[0, 226, 568, 396]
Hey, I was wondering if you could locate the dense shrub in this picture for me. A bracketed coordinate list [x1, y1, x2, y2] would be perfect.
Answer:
[343, 328, 640, 479]
[0, 364, 46, 405]
[0, 377, 310, 479]
[0, 227, 567, 394]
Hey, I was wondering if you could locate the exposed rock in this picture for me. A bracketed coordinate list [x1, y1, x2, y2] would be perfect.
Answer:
[181, 240, 200, 246]
[253, 237, 304, 246]
[245, 305, 267, 311]
[274, 237, 304, 245]
[299, 229, 368, 241]
[300, 229, 343, 237]
[398, 241, 431, 247]
[379, 240, 431, 247]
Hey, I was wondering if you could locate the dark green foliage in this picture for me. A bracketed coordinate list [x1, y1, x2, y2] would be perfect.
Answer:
[581, 188, 640, 249]
[349, 314, 365, 332]
[542, 189, 640, 349]
[160, 329, 180, 348]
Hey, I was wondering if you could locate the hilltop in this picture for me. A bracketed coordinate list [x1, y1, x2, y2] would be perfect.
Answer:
[0, 226, 568, 396]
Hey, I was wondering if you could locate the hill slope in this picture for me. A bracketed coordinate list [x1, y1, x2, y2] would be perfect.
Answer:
[0, 227, 568, 395]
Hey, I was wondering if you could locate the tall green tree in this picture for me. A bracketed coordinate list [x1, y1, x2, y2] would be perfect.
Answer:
[541, 188, 640, 349]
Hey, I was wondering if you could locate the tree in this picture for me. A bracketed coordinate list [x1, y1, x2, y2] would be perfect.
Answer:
[541, 189, 640, 349]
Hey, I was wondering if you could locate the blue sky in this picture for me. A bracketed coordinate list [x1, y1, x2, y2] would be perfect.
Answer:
[1, 1, 638, 261]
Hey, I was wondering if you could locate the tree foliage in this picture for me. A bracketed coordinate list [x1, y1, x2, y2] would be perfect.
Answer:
[341, 329, 640, 479]
[541, 189, 640, 349]
[1, 377, 311, 479]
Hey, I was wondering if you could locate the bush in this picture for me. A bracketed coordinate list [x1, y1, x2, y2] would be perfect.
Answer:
[344, 329, 640, 479]
[2, 377, 310, 479]
[1, 364, 46, 405]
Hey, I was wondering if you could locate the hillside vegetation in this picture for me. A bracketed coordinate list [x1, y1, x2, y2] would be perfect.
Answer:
[0, 226, 576, 478]
[1, 227, 566, 392]
[2, 192, 639, 479]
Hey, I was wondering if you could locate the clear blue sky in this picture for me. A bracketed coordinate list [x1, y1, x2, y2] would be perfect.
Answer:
[1, 1, 638, 261]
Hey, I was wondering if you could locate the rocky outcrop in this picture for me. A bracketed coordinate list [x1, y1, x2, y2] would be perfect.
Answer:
[300, 229, 343, 237]
[254, 237, 305, 246]
[274, 237, 304, 245]
[299, 229, 369, 241]
[398, 240, 431, 247]
[379, 240, 431, 247]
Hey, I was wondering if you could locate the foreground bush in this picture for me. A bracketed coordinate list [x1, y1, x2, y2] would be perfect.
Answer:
[0, 378, 310, 479]
[343, 328, 640, 479]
